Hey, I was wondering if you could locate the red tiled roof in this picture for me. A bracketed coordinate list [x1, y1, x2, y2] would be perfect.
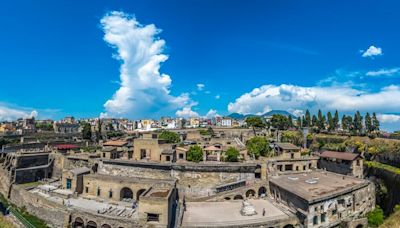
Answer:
[319, 151, 359, 161]
[56, 144, 79, 150]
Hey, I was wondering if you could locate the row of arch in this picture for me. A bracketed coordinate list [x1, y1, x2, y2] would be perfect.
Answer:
[73, 217, 111, 228]
[223, 186, 267, 201]
[119, 187, 146, 201]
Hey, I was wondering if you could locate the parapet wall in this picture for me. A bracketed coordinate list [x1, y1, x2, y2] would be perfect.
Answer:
[9, 185, 70, 228]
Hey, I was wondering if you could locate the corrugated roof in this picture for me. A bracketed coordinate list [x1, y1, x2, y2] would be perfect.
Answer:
[319, 151, 359, 161]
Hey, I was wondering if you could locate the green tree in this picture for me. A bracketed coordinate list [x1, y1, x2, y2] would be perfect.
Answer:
[225, 147, 240, 162]
[246, 136, 270, 159]
[301, 116, 306, 127]
[333, 110, 339, 130]
[187, 145, 203, 162]
[367, 205, 384, 227]
[327, 111, 334, 131]
[82, 123, 92, 140]
[245, 116, 266, 135]
[372, 112, 380, 131]
[365, 112, 372, 133]
[353, 111, 363, 135]
[296, 116, 302, 129]
[270, 114, 289, 130]
[341, 115, 349, 131]
[305, 109, 311, 127]
[159, 130, 180, 143]
[317, 109, 325, 131]
[311, 115, 318, 127]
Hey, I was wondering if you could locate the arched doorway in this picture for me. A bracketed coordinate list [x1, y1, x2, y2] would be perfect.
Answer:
[233, 195, 243, 200]
[356, 225, 363, 228]
[120, 187, 133, 201]
[136, 189, 146, 200]
[101, 224, 111, 228]
[246, 189, 256, 198]
[224, 197, 231, 200]
[258, 186, 267, 197]
[87, 221, 97, 228]
[73, 217, 84, 228]
[283, 225, 294, 228]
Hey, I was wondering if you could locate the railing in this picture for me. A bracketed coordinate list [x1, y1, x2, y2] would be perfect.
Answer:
[8, 206, 36, 228]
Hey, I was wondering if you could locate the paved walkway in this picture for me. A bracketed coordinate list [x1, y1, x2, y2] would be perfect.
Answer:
[182, 199, 290, 227]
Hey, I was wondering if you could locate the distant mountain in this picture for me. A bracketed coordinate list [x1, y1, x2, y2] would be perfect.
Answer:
[227, 113, 245, 119]
[262, 110, 296, 118]
[227, 110, 295, 119]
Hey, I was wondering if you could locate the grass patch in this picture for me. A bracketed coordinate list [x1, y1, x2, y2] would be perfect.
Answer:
[380, 208, 400, 228]
[20, 182, 40, 189]
[17, 207, 48, 228]
[365, 161, 400, 175]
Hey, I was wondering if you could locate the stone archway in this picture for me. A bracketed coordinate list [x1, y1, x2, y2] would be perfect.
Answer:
[73, 217, 84, 228]
[258, 186, 267, 197]
[245, 189, 256, 198]
[356, 225, 363, 228]
[233, 195, 244, 200]
[136, 188, 146, 200]
[283, 225, 294, 228]
[101, 224, 111, 228]
[120, 187, 133, 201]
[224, 197, 231, 200]
[87, 221, 97, 228]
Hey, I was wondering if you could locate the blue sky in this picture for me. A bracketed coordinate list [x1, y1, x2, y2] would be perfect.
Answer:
[1, 0, 400, 130]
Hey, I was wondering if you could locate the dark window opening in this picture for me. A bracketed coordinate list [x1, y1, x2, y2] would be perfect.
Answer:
[147, 213, 159, 222]
[313, 216, 318, 225]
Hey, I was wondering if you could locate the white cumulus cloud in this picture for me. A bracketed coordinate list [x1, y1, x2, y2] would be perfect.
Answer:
[228, 84, 400, 115]
[366, 68, 400, 77]
[215, 95, 220, 99]
[204, 109, 219, 119]
[175, 106, 199, 118]
[377, 114, 400, 123]
[0, 105, 38, 121]
[361, 45, 382, 58]
[100, 11, 193, 119]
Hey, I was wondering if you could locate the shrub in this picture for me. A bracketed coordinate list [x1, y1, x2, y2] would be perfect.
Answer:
[187, 145, 203, 162]
[367, 205, 384, 227]
[225, 147, 240, 162]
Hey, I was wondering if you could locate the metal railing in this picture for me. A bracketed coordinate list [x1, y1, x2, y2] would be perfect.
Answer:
[8, 206, 36, 228]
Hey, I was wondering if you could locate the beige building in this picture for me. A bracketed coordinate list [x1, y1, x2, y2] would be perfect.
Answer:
[133, 133, 176, 162]
[268, 142, 318, 174]
[61, 167, 91, 194]
[318, 151, 364, 178]
[139, 187, 177, 227]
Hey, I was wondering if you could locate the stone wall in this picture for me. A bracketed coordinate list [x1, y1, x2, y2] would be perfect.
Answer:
[9, 185, 70, 228]
[99, 161, 257, 198]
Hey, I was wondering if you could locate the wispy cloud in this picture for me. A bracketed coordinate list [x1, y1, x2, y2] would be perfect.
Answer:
[196, 83, 205, 91]
[0, 103, 38, 121]
[366, 68, 400, 77]
[100, 11, 195, 119]
[361, 45, 383, 58]
[215, 94, 221, 99]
